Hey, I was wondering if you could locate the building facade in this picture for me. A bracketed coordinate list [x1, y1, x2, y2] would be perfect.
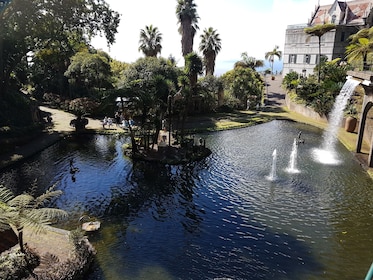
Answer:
[282, 0, 373, 77]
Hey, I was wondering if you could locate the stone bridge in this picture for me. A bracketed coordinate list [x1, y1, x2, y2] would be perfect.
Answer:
[347, 71, 373, 167]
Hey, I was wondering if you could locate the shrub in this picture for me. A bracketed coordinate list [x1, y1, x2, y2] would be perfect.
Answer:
[0, 246, 39, 279]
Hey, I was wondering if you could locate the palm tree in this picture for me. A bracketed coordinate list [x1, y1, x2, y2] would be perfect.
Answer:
[234, 52, 264, 69]
[199, 27, 221, 76]
[0, 184, 67, 252]
[304, 23, 336, 82]
[346, 27, 373, 70]
[138, 24, 163, 57]
[176, 0, 199, 57]
[265, 46, 282, 76]
[184, 51, 203, 93]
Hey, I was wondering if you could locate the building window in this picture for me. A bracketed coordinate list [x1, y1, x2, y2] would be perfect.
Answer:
[289, 54, 297, 64]
[304, 54, 310, 64]
[341, 32, 345, 41]
[331, 15, 336, 24]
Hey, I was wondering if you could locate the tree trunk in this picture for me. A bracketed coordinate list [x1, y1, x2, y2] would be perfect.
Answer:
[18, 227, 24, 253]
[181, 18, 193, 57]
[318, 37, 321, 83]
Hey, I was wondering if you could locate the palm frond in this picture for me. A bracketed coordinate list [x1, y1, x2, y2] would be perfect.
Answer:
[9, 194, 34, 208]
[34, 186, 63, 208]
[0, 185, 15, 203]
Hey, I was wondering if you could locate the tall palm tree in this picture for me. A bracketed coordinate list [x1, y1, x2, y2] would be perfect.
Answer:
[234, 52, 264, 69]
[0, 184, 67, 252]
[199, 27, 221, 76]
[347, 26, 373, 70]
[304, 23, 336, 82]
[176, 0, 199, 57]
[138, 24, 163, 57]
[265, 46, 282, 76]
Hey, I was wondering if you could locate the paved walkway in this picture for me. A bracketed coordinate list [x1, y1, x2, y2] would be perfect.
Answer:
[0, 107, 123, 169]
[265, 75, 286, 108]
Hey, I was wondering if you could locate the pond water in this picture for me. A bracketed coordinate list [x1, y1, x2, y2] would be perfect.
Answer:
[1, 120, 373, 280]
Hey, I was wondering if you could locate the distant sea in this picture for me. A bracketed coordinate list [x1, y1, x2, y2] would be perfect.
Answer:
[255, 60, 283, 75]
[215, 60, 283, 76]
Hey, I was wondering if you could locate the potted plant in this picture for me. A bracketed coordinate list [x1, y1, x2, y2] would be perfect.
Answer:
[68, 97, 99, 131]
[344, 102, 358, 132]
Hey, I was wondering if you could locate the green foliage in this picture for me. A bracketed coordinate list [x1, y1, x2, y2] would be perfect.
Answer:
[285, 57, 348, 116]
[138, 25, 163, 57]
[197, 75, 223, 111]
[221, 67, 264, 109]
[234, 52, 264, 69]
[0, 183, 67, 252]
[30, 33, 89, 98]
[282, 72, 299, 90]
[0, 0, 120, 96]
[265, 46, 282, 75]
[176, 0, 199, 56]
[64, 50, 113, 97]
[318, 58, 350, 82]
[68, 97, 100, 117]
[118, 57, 181, 126]
[0, 247, 39, 279]
[0, 91, 35, 127]
[304, 23, 336, 37]
[199, 27, 221, 75]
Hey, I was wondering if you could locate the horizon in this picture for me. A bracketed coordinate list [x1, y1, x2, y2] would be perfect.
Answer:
[92, 0, 331, 75]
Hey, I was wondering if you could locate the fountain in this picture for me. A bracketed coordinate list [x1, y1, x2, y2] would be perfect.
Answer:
[267, 149, 277, 181]
[313, 78, 360, 165]
[1, 122, 373, 279]
[286, 138, 300, 173]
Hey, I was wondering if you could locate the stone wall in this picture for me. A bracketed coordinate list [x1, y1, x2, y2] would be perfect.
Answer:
[285, 94, 328, 123]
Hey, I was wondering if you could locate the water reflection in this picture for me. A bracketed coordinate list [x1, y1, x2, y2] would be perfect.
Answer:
[1, 120, 373, 279]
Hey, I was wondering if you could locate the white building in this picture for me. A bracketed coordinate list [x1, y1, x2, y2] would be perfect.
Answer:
[283, 0, 373, 77]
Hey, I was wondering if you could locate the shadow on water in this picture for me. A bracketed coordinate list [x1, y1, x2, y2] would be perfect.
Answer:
[85, 159, 322, 280]
[1, 121, 373, 279]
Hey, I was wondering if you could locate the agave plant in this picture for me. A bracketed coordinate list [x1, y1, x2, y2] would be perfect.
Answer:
[0, 183, 68, 252]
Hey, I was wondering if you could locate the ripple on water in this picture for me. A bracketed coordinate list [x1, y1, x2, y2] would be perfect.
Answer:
[2, 121, 373, 279]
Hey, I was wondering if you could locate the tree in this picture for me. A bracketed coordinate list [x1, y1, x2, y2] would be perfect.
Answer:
[304, 23, 336, 82]
[64, 50, 113, 96]
[265, 46, 282, 76]
[176, 0, 199, 57]
[0, 0, 120, 97]
[221, 67, 264, 109]
[138, 25, 163, 57]
[234, 52, 264, 69]
[199, 27, 222, 76]
[184, 52, 203, 94]
[29, 32, 89, 97]
[198, 75, 223, 111]
[346, 27, 373, 70]
[0, 184, 67, 253]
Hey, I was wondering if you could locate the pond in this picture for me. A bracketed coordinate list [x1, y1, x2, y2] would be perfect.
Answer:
[1, 120, 373, 280]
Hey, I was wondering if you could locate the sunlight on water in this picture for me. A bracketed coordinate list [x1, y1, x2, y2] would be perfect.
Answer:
[312, 148, 341, 165]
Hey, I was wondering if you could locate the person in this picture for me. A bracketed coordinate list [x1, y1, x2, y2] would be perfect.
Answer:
[246, 99, 250, 110]
[114, 112, 121, 127]
[107, 117, 113, 128]
[162, 119, 166, 131]
[102, 116, 108, 129]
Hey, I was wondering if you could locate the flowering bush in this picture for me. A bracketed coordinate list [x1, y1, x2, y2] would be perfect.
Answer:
[68, 97, 99, 116]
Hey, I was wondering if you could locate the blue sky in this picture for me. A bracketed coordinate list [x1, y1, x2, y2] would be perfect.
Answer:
[92, 0, 330, 75]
